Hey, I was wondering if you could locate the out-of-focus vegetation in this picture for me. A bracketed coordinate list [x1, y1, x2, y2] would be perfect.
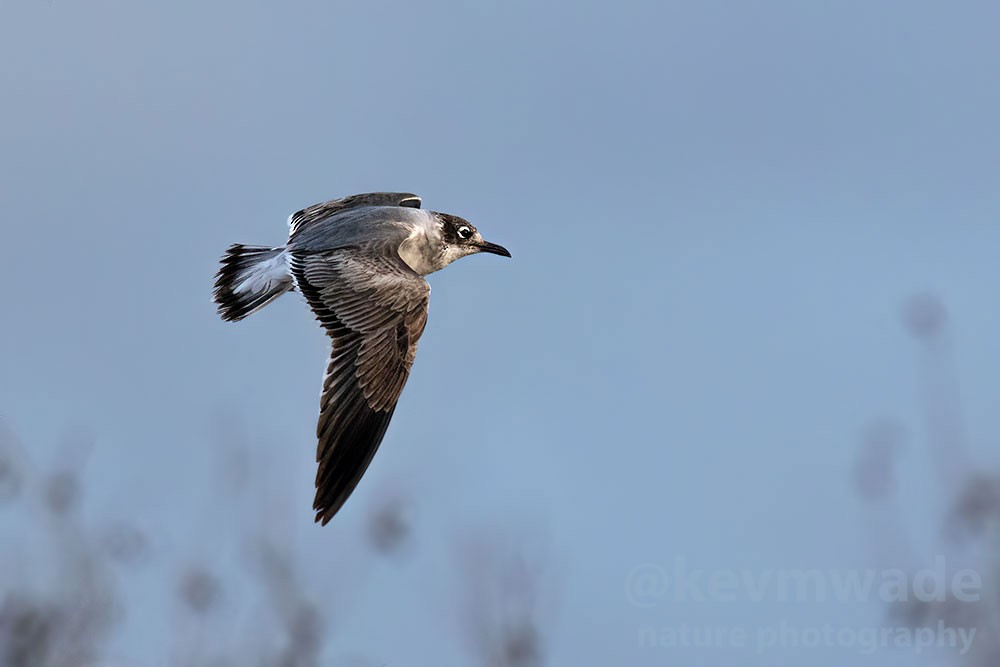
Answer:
[853, 294, 1000, 666]
[0, 421, 552, 667]
[7, 293, 998, 666]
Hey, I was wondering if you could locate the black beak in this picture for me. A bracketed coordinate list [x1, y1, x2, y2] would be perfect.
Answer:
[476, 241, 512, 258]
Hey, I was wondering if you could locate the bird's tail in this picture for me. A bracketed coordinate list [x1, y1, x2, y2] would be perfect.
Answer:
[213, 245, 294, 322]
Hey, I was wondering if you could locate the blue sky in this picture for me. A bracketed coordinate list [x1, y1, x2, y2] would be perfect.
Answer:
[3, 1, 1000, 664]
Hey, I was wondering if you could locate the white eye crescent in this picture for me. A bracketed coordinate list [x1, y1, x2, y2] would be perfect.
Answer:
[457, 226, 473, 240]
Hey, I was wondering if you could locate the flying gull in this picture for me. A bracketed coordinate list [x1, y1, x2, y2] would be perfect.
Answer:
[213, 193, 511, 524]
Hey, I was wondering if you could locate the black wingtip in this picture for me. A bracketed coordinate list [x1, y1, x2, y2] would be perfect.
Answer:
[311, 405, 396, 527]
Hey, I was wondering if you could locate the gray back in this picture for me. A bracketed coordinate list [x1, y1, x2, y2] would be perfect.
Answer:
[288, 192, 420, 240]
[288, 205, 432, 253]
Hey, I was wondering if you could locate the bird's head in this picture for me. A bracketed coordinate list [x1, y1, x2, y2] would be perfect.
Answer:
[434, 213, 511, 266]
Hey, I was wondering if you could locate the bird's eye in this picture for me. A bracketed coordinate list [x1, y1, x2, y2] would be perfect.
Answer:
[457, 226, 473, 240]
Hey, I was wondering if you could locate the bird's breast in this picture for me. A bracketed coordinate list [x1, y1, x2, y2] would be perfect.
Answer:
[397, 218, 443, 275]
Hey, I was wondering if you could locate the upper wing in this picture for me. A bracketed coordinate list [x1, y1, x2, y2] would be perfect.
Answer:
[289, 246, 430, 525]
[288, 192, 421, 239]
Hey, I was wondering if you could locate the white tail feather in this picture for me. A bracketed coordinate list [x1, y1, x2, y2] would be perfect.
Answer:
[213, 245, 293, 322]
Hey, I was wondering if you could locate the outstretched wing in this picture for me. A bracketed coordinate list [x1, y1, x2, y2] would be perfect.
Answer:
[289, 246, 430, 525]
[288, 192, 421, 239]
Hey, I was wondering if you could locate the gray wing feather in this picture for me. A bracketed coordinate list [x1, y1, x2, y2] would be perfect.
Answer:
[289, 245, 429, 525]
[289, 205, 428, 253]
[288, 192, 421, 239]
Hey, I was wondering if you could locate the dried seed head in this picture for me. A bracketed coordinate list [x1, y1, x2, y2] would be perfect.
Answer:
[43, 471, 80, 515]
[103, 522, 149, 567]
[178, 568, 222, 614]
[367, 498, 410, 555]
[902, 293, 947, 339]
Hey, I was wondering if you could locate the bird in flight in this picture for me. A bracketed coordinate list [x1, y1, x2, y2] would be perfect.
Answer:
[213, 193, 511, 524]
